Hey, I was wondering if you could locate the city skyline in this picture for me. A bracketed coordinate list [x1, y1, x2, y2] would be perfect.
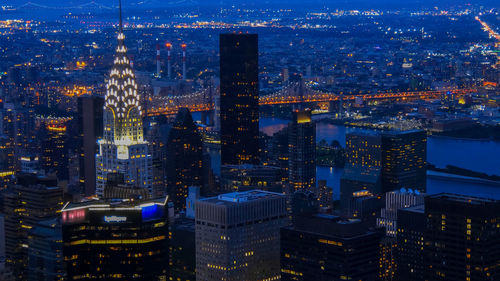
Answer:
[0, 0, 499, 280]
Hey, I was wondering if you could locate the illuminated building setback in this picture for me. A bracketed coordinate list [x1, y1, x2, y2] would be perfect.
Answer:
[195, 190, 287, 281]
[61, 197, 169, 280]
[95, 1, 152, 197]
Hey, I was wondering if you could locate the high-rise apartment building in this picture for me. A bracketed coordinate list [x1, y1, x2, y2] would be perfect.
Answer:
[62, 197, 169, 280]
[95, 3, 152, 197]
[219, 34, 260, 166]
[288, 110, 316, 192]
[424, 194, 500, 281]
[195, 190, 287, 281]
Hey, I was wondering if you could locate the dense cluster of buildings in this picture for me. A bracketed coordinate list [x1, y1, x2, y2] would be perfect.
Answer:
[0, 2, 498, 281]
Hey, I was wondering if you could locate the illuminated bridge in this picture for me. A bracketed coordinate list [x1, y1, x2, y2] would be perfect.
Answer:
[146, 81, 475, 116]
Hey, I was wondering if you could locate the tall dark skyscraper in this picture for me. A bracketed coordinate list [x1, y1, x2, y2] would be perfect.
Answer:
[62, 198, 169, 280]
[77, 95, 104, 196]
[166, 108, 203, 211]
[424, 194, 500, 281]
[288, 110, 316, 192]
[219, 33, 260, 166]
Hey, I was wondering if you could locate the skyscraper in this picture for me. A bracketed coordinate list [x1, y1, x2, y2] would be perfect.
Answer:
[288, 110, 316, 192]
[96, 2, 152, 197]
[220, 34, 259, 166]
[41, 121, 69, 180]
[77, 95, 104, 196]
[62, 197, 169, 280]
[424, 194, 500, 281]
[1, 174, 63, 280]
[342, 129, 427, 202]
[380, 130, 427, 193]
[281, 214, 384, 281]
[396, 204, 426, 281]
[195, 190, 287, 281]
[166, 108, 203, 211]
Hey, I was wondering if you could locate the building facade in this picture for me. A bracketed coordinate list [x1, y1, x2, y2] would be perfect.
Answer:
[77, 95, 104, 196]
[195, 190, 287, 281]
[219, 34, 260, 166]
[281, 214, 384, 281]
[166, 108, 203, 211]
[61, 197, 169, 280]
[288, 110, 316, 192]
[424, 194, 500, 281]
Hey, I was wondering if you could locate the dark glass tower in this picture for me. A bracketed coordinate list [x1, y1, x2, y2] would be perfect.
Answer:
[77, 95, 104, 196]
[166, 108, 203, 211]
[219, 33, 259, 166]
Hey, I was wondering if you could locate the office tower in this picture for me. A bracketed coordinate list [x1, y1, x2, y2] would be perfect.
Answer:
[0, 137, 15, 188]
[281, 214, 384, 281]
[220, 164, 284, 193]
[77, 95, 104, 196]
[195, 190, 287, 281]
[288, 110, 316, 192]
[166, 108, 203, 211]
[27, 218, 64, 281]
[271, 126, 289, 183]
[1, 174, 62, 280]
[41, 121, 69, 180]
[424, 194, 500, 281]
[143, 115, 169, 197]
[345, 131, 381, 168]
[343, 129, 427, 200]
[397, 205, 425, 281]
[380, 130, 427, 193]
[95, 3, 152, 197]
[379, 236, 398, 281]
[62, 197, 169, 280]
[290, 190, 318, 224]
[340, 165, 381, 212]
[317, 180, 333, 212]
[219, 34, 259, 166]
[376, 188, 425, 237]
[170, 218, 196, 281]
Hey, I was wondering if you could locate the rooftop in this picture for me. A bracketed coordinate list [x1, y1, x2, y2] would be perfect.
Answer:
[201, 190, 283, 204]
[429, 193, 498, 205]
[62, 196, 168, 212]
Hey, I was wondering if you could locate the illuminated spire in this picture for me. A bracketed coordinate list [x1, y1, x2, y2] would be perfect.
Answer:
[104, 0, 143, 143]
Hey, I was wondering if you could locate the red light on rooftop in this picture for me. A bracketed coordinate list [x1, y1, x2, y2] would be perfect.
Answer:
[166, 43, 172, 48]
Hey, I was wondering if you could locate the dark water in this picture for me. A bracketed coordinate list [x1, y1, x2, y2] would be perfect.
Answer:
[198, 114, 500, 200]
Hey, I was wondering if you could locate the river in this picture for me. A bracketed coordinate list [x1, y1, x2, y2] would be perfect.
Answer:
[195, 113, 500, 200]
